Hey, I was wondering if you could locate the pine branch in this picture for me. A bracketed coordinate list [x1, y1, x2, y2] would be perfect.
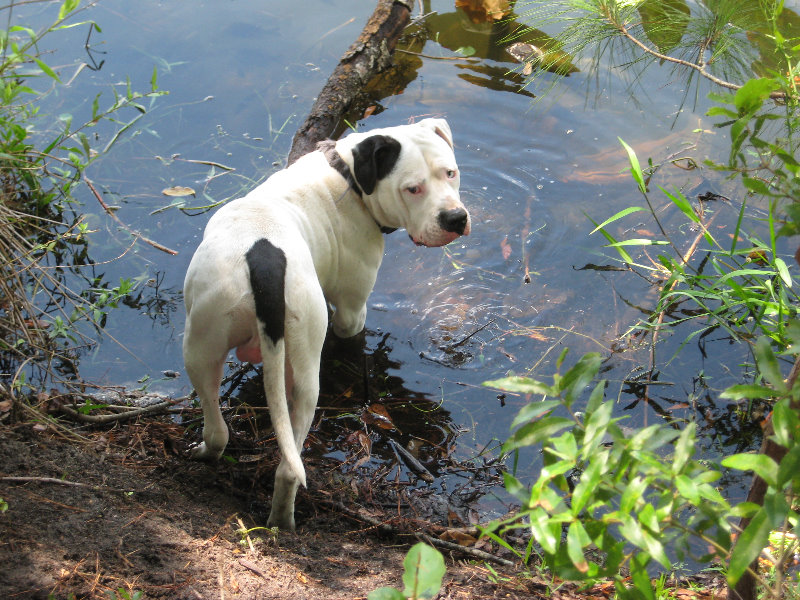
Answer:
[608, 15, 787, 100]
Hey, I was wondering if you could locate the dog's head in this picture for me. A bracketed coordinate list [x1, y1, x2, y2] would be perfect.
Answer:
[338, 118, 471, 248]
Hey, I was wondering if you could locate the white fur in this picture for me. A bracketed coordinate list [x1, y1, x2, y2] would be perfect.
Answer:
[182, 119, 469, 531]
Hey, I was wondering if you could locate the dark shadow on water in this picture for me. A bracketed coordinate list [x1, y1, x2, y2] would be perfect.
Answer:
[220, 327, 506, 524]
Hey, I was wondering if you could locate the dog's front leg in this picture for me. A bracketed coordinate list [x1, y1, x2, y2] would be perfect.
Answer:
[332, 302, 367, 338]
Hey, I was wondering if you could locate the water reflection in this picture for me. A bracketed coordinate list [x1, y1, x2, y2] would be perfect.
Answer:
[223, 327, 478, 486]
[121, 271, 183, 329]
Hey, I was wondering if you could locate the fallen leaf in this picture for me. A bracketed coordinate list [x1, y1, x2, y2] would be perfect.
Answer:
[362, 403, 396, 430]
[456, 0, 511, 22]
[440, 530, 477, 546]
[161, 185, 196, 197]
[345, 430, 372, 454]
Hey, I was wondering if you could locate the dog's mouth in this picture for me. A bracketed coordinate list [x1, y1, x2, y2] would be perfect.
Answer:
[409, 231, 462, 248]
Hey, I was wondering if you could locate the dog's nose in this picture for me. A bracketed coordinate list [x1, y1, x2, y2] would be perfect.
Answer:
[438, 208, 468, 235]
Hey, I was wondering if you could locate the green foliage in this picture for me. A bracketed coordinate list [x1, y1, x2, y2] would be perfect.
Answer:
[492, 2, 800, 599]
[591, 73, 800, 351]
[1, 0, 167, 380]
[105, 589, 143, 600]
[483, 346, 799, 598]
[0, 497, 8, 513]
[368, 543, 446, 600]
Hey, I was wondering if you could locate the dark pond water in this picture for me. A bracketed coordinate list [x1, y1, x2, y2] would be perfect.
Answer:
[12, 0, 798, 519]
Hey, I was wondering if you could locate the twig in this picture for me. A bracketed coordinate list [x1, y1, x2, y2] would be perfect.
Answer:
[238, 558, 269, 579]
[1, 475, 141, 494]
[644, 209, 720, 406]
[397, 48, 479, 61]
[450, 318, 495, 349]
[58, 395, 190, 424]
[84, 176, 179, 255]
[420, 534, 517, 568]
[387, 438, 434, 483]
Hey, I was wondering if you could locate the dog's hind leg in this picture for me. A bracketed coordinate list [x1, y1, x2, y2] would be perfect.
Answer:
[266, 282, 328, 531]
[183, 322, 229, 460]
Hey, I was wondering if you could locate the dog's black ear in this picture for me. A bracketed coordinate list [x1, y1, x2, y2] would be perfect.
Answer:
[351, 135, 402, 195]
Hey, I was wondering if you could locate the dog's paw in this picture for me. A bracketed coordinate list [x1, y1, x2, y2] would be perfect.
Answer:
[266, 513, 296, 533]
[188, 441, 223, 461]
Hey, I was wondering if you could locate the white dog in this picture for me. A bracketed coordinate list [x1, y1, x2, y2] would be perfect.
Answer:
[182, 119, 470, 530]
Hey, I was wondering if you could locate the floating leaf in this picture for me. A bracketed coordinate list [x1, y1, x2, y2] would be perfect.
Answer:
[363, 403, 396, 430]
[162, 185, 196, 197]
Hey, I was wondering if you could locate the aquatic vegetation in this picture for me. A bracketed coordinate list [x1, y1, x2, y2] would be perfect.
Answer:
[1, 0, 166, 390]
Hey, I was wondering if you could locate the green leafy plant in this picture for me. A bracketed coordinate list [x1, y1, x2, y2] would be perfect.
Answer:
[592, 132, 799, 352]
[1, 0, 166, 386]
[515, 0, 795, 103]
[483, 344, 799, 600]
[105, 589, 143, 600]
[368, 543, 446, 600]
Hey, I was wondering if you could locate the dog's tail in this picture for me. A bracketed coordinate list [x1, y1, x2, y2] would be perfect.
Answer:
[245, 238, 306, 488]
[261, 337, 307, 488]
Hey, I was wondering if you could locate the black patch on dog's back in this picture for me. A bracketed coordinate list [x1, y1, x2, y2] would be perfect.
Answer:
[245, 239, 286, 344]
[351, 134, 401, 196]
[319, 138, 398, 235]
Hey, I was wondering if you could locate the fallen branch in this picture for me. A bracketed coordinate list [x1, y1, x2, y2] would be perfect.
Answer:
[316, 498, 518, 567]
[58, 395, 189, 424]
[420, 534, 516, 568]
[287, 0, 414, 164]
[84, 176, 179, 255]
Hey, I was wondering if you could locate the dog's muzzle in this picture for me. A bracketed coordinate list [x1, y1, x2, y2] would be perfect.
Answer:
[438, 208, 469, 235]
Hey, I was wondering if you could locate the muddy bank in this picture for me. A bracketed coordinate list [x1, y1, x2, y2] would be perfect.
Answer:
[0, 411, 560, 600]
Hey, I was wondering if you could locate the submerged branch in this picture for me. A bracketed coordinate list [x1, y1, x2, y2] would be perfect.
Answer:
[84, 176, 178, 255]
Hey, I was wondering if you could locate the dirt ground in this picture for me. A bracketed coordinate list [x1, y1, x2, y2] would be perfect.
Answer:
[0, 406, 569, 600]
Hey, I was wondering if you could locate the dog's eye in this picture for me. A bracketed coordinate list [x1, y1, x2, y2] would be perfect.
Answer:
[446, 169, 457, 179]
[407, 185, 422, 195]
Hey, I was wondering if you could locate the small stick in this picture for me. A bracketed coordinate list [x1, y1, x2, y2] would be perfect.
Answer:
[84, 176, 178, 255]
[397, 48, 479, 61]
[1, 475, 139, 494]
[450, 318, 495, 349]
[238, 558, 269, 579]
[420, 534, 517, 568]
[387, 438, 434, 483]
[59, 395, 189, 424]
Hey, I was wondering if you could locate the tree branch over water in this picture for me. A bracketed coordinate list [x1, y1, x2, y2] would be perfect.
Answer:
[287, 0, 414, 164]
